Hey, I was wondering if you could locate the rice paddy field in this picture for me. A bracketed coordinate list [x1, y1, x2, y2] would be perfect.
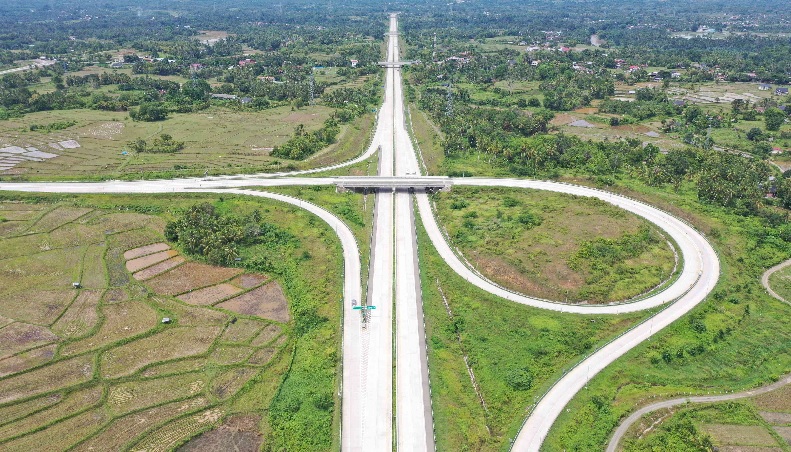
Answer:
[0, 190, 348, 451]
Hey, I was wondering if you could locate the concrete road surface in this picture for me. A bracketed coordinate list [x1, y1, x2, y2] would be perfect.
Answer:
[391, 12, 436, 451]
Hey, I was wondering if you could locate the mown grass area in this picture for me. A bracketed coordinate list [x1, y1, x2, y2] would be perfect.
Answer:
[541, 176, 791, 451]
[0, 105, 375, 181]
[768, 265, 791, 302]
[434, 186, 676, 303]
[0, 191, 345, 451]
[417, 212, 647, 450]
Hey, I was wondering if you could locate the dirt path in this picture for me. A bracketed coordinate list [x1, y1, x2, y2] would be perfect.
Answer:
[761, 258, 791, 304]
[607, 372, 791, 452]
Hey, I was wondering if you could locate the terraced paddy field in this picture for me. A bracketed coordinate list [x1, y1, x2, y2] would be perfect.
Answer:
[0, 192, 346, 451]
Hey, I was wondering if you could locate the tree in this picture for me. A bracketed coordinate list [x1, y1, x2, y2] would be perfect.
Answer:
[746, 127, 763, 141]
[765, 108, 786, 132]
[130, 102, 168, 121]
[128, 138, 147, 153]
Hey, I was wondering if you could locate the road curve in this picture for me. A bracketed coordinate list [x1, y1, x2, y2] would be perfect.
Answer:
[761, 258, 791, 304]
[606, 372, 791, 452]
[414, 178, 719, 451]
[419, 178, 718, 315]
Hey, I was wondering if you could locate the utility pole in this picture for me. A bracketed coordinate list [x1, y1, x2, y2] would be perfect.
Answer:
[446, 82, 454, 117]
[309, 71, 315, 106]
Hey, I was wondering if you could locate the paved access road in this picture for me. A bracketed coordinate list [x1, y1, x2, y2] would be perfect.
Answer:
[606, 372, 791, 452]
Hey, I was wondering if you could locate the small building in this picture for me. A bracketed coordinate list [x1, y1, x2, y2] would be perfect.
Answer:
[777, 87, 789, 96]
[350, 59, 358, 68]
[110, 62, 124, 69]
[759, 84, 772, 91]
[72, 282, 81, 289]
[190, 63, 204, 71]
[211, 93, 238, 100]
[240, 97, 253, 105]
[161, 317, 172, 324]
[238, 58, 256, 67]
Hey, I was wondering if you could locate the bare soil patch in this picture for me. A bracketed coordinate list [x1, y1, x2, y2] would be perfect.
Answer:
[124, 242, 170, 260]
[126, 249, 179, 272]
[232, 273, 269, 289]
[145, 262, 243, 296]
[613, 124, 652, 133]
[221, 318, 266, 343]
[250, 323, 283, 347]
[209, 345, 254, 365]
[107, 372, 206, 416]
[0, 289, 76, 325]
[217, 282, 290, 322]
[753, 385, 791, 411]
[0, 344, 56, 377]
[61, 300, 157, 356]
[102, 287, 128, 303]
[0, 354, 93, 404]
[774, 426, 791, 444]
[0, 322, 58, 359]
[550, 113, 576, 126]
[210, 367, 258, 400]
[761, 412, 791, 425]
[248, 347, 277, 366]
[74, 397, 210, 452]
[51, 289, 102, 338]
[133, 256, 185, 280]
[178, 414, 262, 452]
[0, 385, 102, 441]
[177, 283, 243, 306]
[129, 408, 224, 452]
[100, 326, 221, 378]
[701, 424, 779, 446]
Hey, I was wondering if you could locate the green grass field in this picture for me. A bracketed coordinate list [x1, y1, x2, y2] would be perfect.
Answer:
[0, 106, 375, 180]
[417, 211, 646, 450]
[0, 191, 346, 451]
[434, 186, 677, 303]
[541, 177, 791, 451]
[768, 265, 791, 302]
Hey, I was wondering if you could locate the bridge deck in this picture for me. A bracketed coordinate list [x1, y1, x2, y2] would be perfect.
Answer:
[334, 176, 451, 189]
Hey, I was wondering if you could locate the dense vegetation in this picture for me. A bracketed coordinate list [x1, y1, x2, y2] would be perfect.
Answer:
[165, 202, 296, 266]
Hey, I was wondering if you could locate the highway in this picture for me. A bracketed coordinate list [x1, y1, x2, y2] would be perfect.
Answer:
[0, 13, 722, 452]
[391, 13, 436, 451]
[356, 11, 396, 450]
